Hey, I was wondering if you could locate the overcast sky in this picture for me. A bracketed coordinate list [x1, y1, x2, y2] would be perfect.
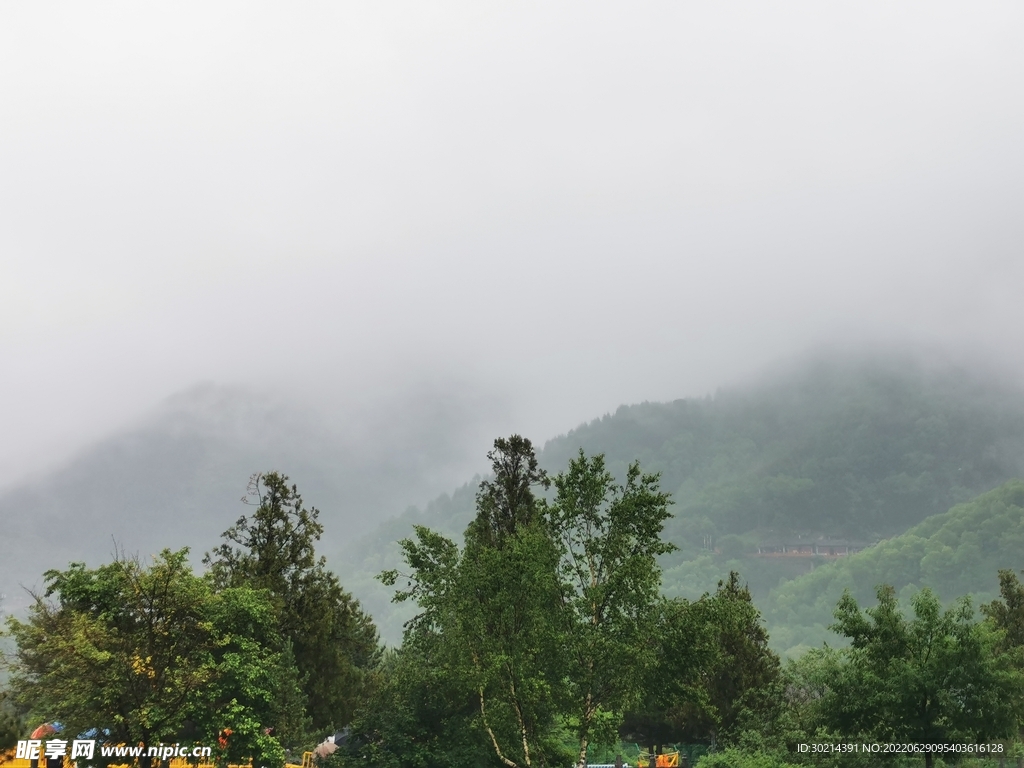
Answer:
[2, 2, 1023, 489]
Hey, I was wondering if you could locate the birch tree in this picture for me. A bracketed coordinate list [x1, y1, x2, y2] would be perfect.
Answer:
[546, 451, 675, 768]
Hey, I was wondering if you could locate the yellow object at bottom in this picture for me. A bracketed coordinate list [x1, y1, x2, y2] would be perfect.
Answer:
[636, 751, 680, 767]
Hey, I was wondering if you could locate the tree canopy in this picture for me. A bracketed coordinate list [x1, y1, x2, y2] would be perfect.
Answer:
[821, 585, 1024, 768]
[547, 451, 675, 768]
[373, 438, 678, 768]
[205, 472, 379, 730]
[4, 549, 297, 768]
[622, 574, 781, 754]
[8, 426, 1024, 768]
[341, 360, 1024, 648]
[381, 437, 565, 768]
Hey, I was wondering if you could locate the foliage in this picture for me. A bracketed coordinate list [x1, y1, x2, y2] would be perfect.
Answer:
[692, 574, 781, 745]
[546, 451, 675, 767]
[202, 587, 308, 760]
[459, 525, 565, 767]
[620, 597, 715, 751]
[470, 435, 551, 545]
[6, 550, 214, 760]
[981, 568, 1024, 649]
[334, 644, 487, 768]
[821, 585, 1024, 767]
[459, 437, 565, 768]
[764, 480, 1024, 656]
[624, 574, 782, 752]
[382, 437, 565, 768]
[205, 472, 379, 730]
[380, 438, 678, 768]
[341, 358, 1024, 647]
[3, 549, 293, 768]
[780, 647, 841, 745]
[541, 358, 1024, 540]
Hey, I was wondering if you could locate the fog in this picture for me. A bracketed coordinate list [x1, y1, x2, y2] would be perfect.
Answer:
[3, 1, 1024, 491]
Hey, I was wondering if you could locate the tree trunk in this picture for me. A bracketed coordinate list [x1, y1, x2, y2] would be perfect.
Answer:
[575, 693, 595, 768]
[575, 736, 589, 768]
[479, 688, 522, 768]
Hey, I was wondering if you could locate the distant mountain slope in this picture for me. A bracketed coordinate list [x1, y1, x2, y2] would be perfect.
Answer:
[761, 479, 1024, 656]
[0, 383, 493, 613]
[9, 354, 1024, 653]
[342, 356, 1024, 644]
[543, 357, 1024, 542]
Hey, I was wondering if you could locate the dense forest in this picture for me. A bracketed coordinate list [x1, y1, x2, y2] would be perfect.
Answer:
[341, 358, 1024, 646]
[6, 357, 1024, 767]
[6, 447, 1024, 768]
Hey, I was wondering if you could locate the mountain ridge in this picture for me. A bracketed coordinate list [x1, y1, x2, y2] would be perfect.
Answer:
[0, 382, 496, 613]
[340, 355, 1024, 644]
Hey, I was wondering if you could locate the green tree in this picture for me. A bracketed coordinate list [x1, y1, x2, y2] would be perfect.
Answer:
[471, 435, 550, 545]
[383, 441, 679, 768]
[383, 437, 566, 768]
[206, 472, 379, 730]
[4, 549, 294, 768]
[459, 437, 562, 768]
[824, 585, 1023, 768]
[623, 575, 781, 754]
[694, 574, 782, 746]
[620, 597, 715, 754]
[779, 646, 843, 750]
[338, 643, 485, 768]
[982, 568, 1024, 649]
[201, 587, 310, 762]
[545, 451, 675, 768]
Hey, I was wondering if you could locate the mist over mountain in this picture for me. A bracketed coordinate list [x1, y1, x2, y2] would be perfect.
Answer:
[342, 354, 1024, 644]
[6, 351, 1024, 655]
[5, 6, 1024, 761]
[0, 381, 503, 612]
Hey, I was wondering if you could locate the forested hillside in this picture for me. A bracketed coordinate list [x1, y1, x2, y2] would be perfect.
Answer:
[7, 355, 1024, 654]
[547, 358, 1024, 540]
[8, 356, 1024, 767]
[342, 357, 1024, 644]
[762, 479, 1024, 655]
